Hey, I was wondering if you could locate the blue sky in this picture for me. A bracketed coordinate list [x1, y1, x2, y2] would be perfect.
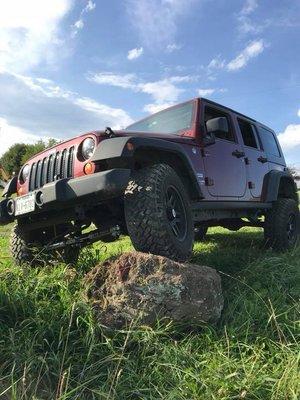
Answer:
[0, 0, 299, 166]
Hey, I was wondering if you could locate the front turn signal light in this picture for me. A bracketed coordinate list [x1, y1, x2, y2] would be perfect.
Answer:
[84, 162, 94, 175]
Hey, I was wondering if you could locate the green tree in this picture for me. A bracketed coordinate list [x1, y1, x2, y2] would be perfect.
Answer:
[21, 139, 59, 164]
[0, 143, 28, 176]
[0, 139, 59, 177]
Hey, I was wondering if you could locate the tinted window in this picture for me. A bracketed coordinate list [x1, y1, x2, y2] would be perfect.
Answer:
[204, 107, 235, 142]
[238, 119, 258, 148]
[125, 101, 194, 134]
[257, 126, 281, 157]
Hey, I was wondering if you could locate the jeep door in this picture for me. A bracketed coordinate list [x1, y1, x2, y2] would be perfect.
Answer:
[201, 104, 247, 198]
[235, 117, 269, 198]
[255, 125, 286, 172]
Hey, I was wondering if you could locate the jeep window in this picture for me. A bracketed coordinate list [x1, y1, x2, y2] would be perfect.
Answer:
[204, 107, 235, 142]
[125, 101, 194, 134]
[257, 126, 281, 157]
[238, 118, 258, 149]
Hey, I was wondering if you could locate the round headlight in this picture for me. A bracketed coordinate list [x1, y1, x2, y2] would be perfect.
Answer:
[81, 138, 96, 160]
[20, 164, 30, 183]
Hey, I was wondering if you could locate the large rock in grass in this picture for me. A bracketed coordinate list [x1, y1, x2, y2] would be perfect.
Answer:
[85, 252, 223, 329]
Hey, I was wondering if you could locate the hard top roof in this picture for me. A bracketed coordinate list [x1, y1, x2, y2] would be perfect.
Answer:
[198, 97, 273, 131]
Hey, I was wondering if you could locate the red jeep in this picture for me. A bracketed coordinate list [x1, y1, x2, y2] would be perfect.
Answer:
[0, 98, 299, 264]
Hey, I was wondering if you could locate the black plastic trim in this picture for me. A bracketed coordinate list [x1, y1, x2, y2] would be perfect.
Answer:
[2, 177, 17, 198]
[0, 169, 130, 222]
[192, 201, 272, 210]
[262, 170, 298, 203]
[92, 136, 203, 199]
[41, 168, 130, 205]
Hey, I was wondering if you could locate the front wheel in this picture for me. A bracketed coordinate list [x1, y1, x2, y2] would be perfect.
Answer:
[124, 163, 194, 262]
[10, 223, 36, 266]
[264, 198, 299, 251]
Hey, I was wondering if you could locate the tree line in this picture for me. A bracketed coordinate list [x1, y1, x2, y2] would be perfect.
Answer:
[0, 139, 58, 177]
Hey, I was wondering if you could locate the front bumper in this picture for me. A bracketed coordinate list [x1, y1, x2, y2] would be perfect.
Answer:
[0, 168, 131, 224]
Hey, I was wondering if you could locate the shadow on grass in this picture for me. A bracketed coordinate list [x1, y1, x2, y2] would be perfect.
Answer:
[0, 227, 299, 399]
[192, 227, 267, 274]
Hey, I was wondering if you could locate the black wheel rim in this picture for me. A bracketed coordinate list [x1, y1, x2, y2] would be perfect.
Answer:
[287, 213, 297, 244]
[165, 185, 187, 241]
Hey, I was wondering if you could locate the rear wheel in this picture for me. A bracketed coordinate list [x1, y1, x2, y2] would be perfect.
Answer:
[265, 198, 299, 251]
[124, 163, 194, 262]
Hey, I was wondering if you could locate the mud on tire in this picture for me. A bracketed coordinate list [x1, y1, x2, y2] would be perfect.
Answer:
[264, 198, 299, 251]
[124, 163, 194, 262]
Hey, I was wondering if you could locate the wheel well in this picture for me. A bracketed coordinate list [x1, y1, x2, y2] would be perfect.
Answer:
[132, 148, 201, 201]
[278, 177, 298, 202]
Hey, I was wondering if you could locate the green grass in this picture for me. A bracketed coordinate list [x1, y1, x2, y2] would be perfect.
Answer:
[0, 223, 299, 399]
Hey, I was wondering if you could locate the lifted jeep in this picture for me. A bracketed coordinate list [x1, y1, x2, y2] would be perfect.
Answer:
[0, 98, 299, 265]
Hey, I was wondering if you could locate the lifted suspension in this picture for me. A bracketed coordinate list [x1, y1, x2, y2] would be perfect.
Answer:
[45, 225, 120, 251]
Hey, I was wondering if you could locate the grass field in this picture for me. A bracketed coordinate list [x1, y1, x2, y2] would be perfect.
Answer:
[0, 221, 299, 399]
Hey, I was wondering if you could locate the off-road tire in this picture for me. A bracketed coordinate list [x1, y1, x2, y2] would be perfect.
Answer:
[124, 163, 194, 262]
[264, 198, 299, 251]
[10, 223, 35, 266]
[194, 226, 208, 241]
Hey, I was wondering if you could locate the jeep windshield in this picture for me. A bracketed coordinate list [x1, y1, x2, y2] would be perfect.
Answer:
[125, 101, 194, 134]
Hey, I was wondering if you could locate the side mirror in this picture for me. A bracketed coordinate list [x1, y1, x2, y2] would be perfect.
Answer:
[204, 117, 229, 145]
[203, 131, 216, 146]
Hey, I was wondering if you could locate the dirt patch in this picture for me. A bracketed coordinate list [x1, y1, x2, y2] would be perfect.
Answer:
[85, 252, 224, 329]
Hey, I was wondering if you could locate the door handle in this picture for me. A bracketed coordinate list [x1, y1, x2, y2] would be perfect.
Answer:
[257, 156, 268, 163]
[232, 150, 245, 158]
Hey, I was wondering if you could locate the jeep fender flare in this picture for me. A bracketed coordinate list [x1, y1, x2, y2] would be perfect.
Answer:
[2, 176, 17, 197]
[91, 136, 203, 200]
[262, 170, 298, 203]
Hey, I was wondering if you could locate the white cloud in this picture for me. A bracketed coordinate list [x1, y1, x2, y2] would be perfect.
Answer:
[0, 0, 72, 73]
[88, 72, 194, 111]
[74, 19, 84, 30]
[88, 72, 137, 89]
[237, 0, 262, 35]
[227, 39, 265, 71]
[277, 124, 300, 152]
[84, 0, 96, 12]
[71, 0, 96, 37]
[240, 0, 258, 16]
[127, 47, 144, 60]
[126, 0, 198, 49]
[0, 71, 133, 154]
[238, 17, 262, 34]
[143, 103, 174, 114]
[197, 88, 227, 97]
[0, 117, 46, 156]
[139, 79, 183, 103]
[207, 57, 226, 71]
[273, 108, 300, 164]
[166, 43, 182, 53]
[198, 88, 216, 97]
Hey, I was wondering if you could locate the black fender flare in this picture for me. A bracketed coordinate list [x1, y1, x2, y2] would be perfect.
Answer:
[2, 176, 17, 198]
[91, 136, 203, 199]
[262, 170, 298, 202]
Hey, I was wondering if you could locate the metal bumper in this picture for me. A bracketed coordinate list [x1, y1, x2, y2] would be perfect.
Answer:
[0, 168, 131, 224]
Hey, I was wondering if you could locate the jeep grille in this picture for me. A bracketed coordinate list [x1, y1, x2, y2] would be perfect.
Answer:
[29, 146, 75, 191]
